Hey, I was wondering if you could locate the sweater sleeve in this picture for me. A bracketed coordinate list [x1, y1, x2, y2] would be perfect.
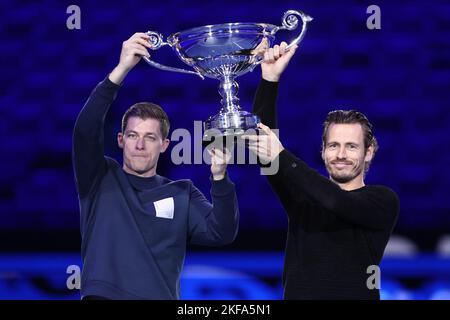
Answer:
[251, 79, 309, 213]
[276, 149, 400, 230]
[252, 78, 279, 129]
[72, 76, 121, 198]
[187, 174, 239, 246]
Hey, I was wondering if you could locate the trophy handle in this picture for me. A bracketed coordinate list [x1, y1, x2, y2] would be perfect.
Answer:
[253, 10, 313, 66]
[143, 31, 205, 79]
[276, 10, 313, 50]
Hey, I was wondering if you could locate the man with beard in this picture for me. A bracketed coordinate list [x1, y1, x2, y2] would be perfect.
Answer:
[244, 42, 399, 299]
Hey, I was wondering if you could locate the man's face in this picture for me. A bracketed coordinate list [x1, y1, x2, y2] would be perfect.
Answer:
[322, 123, 373, 184]
[117, 117, 169, 176]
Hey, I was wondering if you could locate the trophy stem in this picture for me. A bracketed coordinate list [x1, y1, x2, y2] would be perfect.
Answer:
[218, 75, 240, 113]
[203, 74, 260, 140]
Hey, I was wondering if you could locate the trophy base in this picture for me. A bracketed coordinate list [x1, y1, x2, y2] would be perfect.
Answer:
[203, 111, 260, 140]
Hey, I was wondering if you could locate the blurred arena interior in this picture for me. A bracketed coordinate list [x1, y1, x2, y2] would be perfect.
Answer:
[0, 0, 449, 299]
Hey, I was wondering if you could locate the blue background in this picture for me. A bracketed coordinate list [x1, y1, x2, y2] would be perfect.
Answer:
[0, 0, 449, 299]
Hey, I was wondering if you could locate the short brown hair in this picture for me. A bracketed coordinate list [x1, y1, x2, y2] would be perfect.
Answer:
[322, 110, 378, 172]
[121, 102, 170, 139]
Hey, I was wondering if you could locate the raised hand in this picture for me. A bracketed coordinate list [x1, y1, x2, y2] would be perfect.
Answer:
[109, 32, 152, 84]
[261, 41, 298, 82]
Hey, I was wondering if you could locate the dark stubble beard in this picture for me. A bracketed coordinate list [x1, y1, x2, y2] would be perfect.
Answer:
[326, 160, 364, 184]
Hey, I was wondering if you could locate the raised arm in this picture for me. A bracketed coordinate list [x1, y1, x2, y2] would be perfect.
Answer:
[72, 33, 152, 198]
[72, 78, 120, 198]
[250, 43, 303, 211]
[188, 147, 239, 245]
[187, 175, 239, 246]
[252, 42, 297, 129]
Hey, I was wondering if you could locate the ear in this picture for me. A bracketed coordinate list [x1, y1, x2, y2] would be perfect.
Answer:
[160, 138, 170, 153]
[321, 145, 325, 162]
[364, 145, 374, 163]
[117, 132, 124, 149]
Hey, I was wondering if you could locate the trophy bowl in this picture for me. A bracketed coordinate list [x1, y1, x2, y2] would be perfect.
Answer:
[143, 10, 313, 139]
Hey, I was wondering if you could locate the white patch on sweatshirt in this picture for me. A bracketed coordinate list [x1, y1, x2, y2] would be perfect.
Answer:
[153, 197, 174, 219]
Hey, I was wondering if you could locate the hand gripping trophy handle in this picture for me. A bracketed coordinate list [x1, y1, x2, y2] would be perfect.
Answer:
[253, 10, 313, 66]
[142, 31, 205, 79]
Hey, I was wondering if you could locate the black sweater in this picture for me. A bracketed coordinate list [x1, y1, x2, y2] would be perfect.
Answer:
[252, 79, 399, 300]
[72, 77, 239, 299]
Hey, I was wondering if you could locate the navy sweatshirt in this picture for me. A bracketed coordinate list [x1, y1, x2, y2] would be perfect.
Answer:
[252, 79, 399, 299]
[72, 77, 239, 300]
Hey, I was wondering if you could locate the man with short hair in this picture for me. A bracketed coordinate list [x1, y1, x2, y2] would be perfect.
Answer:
[246, 42, 399, 299]
[72, 33, 239, 300]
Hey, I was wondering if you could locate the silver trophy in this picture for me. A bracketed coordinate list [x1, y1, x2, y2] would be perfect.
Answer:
[143, 10, 313, 139]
